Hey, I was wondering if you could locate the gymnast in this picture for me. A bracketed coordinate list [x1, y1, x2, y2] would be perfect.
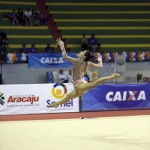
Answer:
[49, 38, 121, 108]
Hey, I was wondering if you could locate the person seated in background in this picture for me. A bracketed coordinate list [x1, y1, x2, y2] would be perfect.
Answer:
[58, 69, 68, 83]
[88, 33, 98, 52]
[32, 9, 39, 26]
[19, 43, 28, 53]
[44, 43, 54, 53]
[80, 33, 88, 51]
[0, 32, 9, 48]
[92, 43, 102, 62]
[95, 43, 101, 53]
[17, 8, 25, 26]
[24, 8, 32, 26]
[39, 13, 47, 26]
[29, 43, 37, 53]
[9, 10, 18, 26]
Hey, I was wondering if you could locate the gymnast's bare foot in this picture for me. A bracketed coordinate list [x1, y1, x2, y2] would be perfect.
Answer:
[110, 73, 121, 79]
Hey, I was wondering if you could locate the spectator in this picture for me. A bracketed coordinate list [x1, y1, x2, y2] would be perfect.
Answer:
[80, 33, 88, 51]
[93, 43, 102, 62]
[58, 69, 68, 83]
[66, 70, 73, 83]
[47, 71, 54, 83]
[39, 13, 47, 26]
[19, 44, 28, 53]
[88, 33, 98, 52]
[139, 73, 143, 83]
[137, 73, 143, 83]
[95, 43, 101, 52]
[17, 8, 25, 26]
[32, 9, 39, 26]
[24, 8, 32, 26]
[29, 43, 37, 53]
[137, 73, 140, 83]
[0, 32, 8, 48]
[1, 37, 8, 49]
[9, 10, 18, 26]
[0, 46, 7, 63]
[44, 43, 54, 53]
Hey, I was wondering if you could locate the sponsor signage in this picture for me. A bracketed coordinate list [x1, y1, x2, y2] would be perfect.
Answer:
[82, 84, 150, 111]
[28, 53, 76, 68]
[0, 83, 79, 115]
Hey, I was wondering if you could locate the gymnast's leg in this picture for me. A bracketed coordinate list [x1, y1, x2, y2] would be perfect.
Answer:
[49, 73, 120, 108]
[49, 89, 82, 108]
[77, 73, 121, 92]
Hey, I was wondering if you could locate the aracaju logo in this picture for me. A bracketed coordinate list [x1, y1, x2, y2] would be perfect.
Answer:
[7, 95, 39, 104]
[52, 83, 67, 99]
[0, 92, 5, 105]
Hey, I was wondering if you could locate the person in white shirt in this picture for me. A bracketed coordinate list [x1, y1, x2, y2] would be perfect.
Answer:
[58, 69, 68, 83]
[24, 8, 32, 26]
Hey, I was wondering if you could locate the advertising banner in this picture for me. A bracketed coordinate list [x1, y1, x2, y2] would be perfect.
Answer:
[0, 83, 79, 115]
[82, 83, 150, 111]
[28, 53, 76, 68]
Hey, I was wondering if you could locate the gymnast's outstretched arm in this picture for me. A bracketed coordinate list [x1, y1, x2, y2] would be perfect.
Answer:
[56, 38, 76, 64]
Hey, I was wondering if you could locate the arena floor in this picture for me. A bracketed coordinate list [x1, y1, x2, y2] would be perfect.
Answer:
[0, 112, 150, 150]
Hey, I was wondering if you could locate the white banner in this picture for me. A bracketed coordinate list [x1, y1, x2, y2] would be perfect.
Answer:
[0, 83, 79, 115]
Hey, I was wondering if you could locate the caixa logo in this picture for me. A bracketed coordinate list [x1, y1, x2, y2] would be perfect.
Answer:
[106, 90, 146, 102]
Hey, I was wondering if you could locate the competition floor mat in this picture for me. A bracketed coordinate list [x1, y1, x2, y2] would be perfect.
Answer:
[0, 115, 150, 150]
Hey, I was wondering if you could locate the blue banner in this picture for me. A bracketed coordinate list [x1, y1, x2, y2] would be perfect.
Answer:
[28, 53, 76, 68]
[81, 83, 150, 111]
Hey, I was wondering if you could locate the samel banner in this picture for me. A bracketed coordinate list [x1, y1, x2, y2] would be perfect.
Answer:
[28, 53, 76, 68]
[0, 83, 79, 115]
[82, 83, 150, 111]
